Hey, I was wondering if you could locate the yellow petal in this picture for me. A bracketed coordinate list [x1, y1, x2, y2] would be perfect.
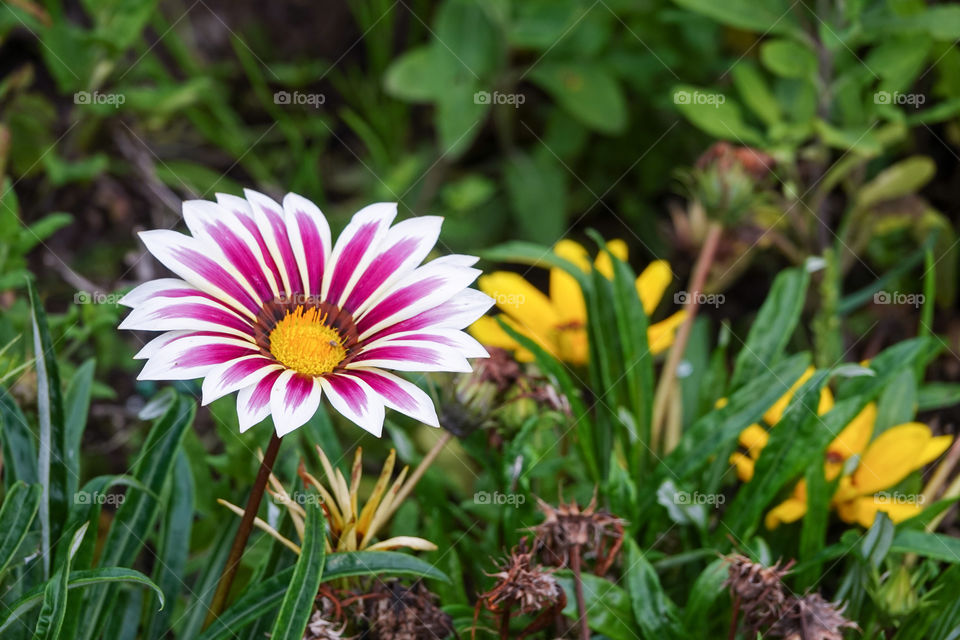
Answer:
[478, 272, 559, 335]
[729, 452, 755, 482]
[468, 315, 538, 362]
[738, 424, 769, 458]
[551, 240, 590, 325]
[763, 367, 815, 426]
[852, 496, 922, 528]
[594, 239, 629, 280]
[918, 434, 952, 466]
[648, 310, 686, 355]
[818, 387, 834, 415]
[365, 536, 438, 552]
[827, 403, 876, 462]
[636, 260, 673, 316]
[715, 397, 729, 409]
[555, 326, 589, 365]
[765, 492, 807, 529]
[853, 423, 931, 495]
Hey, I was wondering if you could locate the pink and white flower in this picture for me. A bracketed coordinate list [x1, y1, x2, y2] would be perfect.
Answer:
[120, 190, 493, 437]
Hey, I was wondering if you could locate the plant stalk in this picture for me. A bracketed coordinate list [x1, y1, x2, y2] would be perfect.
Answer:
[204, 431, 283, 628]
[570, 545, 590, 640]
[652, 220, 723, 452]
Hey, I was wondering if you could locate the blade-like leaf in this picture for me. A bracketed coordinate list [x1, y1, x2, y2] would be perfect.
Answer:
[63, 359, 95, 501]
[28, 279, 68, 579]
[0, 482, 42, 580]
[0, 387, 38, 487]
[268, 503, 326, 640]
[32, 522, 88, 640]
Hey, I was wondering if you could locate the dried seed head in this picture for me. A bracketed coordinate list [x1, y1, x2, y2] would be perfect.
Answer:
[360, 580, 452, 640]
[724, 554, 794, 633]
[531, 494, 626, 576]
[770, 592, 858, 640]
[480, 539, 565, 616]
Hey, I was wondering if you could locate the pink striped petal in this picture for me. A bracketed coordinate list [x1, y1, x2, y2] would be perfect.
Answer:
[355, 260, 480, 340]
[133, 330, 233, 359]
[119, 294, 256, 341]
[137, 335, 259, 381]
[216, 193, 286, 293]
[183, 199, 280, 301]
[138, 229, 260, 317]
[269, 370, 322, 436]
[430, 254, 479, 268]
[322, 203, 396, 306]
[363, 289, 494, 343]
[237, 369, 283, 432]
[346, 341, 471, 373]
[342, 216, 442, 316]
[319, 374, 385, 436]
[201, 355, 284, 406]
[362, 329, 488, 359]
[283, 193, 332, 298]
[119, 278, 204, 308]
[348, 368, 440, 427]
[244, 189, 303, 296]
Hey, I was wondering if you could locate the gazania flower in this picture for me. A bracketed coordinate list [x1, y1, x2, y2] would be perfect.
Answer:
[120, 191, 493, 436]
[765, 403, 952, 529]
[469, 239, 685, 364]
[728, 367, 835, 482]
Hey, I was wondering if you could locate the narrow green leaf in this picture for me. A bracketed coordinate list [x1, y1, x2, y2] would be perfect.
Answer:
[32, 522, 88, 640]
[63, 359, 95, 500]
[269, 503, 326, 640]
[890, 529, 960, 563]
[0, 387, 38, 487]
[0, 482, 42, 580]
[0, 567, 164, 634]
[682, 559, 728, 636]
[624, 539, 683, 639]
[28, 279, 68, 579]
[730, 267, 809, 389]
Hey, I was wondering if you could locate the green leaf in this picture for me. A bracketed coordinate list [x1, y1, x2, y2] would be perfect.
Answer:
[435, 87, 488, 159]
[555, 571, 636, 640]
[917, 382, 960, 411]
[855, 156, 936, 210]
[269, 503, 326, 640]
[890, 529, 960, 563]
[730, 267, 810, 389]
[80, 0, 159, 52]
[383, 46, 450, 103]
[873, 368, 917, 435]
[672, 0, 804, 39]
[731, 61, 782, 127]
[0, 387, 38, 487]
[63, 359, 95, 502]
[0, 568, 164, 634]
[682, 559, 728, 636]
[83, 394, 195, 640]
[433, 0, 502, 78]
[528, 62, 627, 134]
[503, 151, 567, 243]
[28, 279, 68, 579]
[0, 482, 42, 580]
[32, 523, 88, 640]
[671, 85, 764, 145]
[760, 38, 818, 78]
[624, 539, 683, 639]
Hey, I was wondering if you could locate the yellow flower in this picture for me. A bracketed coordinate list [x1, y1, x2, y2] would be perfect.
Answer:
[469, 239, 685, 364]
[765, 405, 952, 529]
[728, 367, 835, 482]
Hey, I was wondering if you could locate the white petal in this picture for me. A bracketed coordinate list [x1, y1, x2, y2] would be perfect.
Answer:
[362, 328, 489, 359]
[244, 189, 302, 296]
[118, 293, 256, 341]
[201, 355, 284, 406]
[321, 202, 397, 305]
[283, 192, 332, 299]
[119, 278, 201, 308]
[348, 367, 440, 427]
[137, 335, 259, 381]
[270, 370, 322, 437]
[346, 339, 472, 373]
[237, 370, 282, 433]
[319, 374, 385, 437]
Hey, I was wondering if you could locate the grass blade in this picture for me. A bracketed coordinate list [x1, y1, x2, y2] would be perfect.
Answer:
[0, 482, 42, 580]
[269, 502, 326, 640]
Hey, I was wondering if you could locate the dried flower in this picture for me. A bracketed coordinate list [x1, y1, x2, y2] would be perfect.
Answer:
[724, 554, 794, 633]
[358, 580, 453, 640]
[531, 493, 625, 576]
[479, 539, 565, 616]
[770, 593, 858, 640]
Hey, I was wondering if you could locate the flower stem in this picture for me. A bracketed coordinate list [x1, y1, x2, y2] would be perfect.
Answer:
[652, 220, 723, 453]
[499, 602, 512, 639]
[570, 545, 589, 640]
[204, 431, 283, 628]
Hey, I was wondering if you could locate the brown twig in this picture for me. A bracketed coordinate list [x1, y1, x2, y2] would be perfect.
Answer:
[204, 432, 283, 628]
[652, 220, 723, 452]
[570, 545, 589, 640]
